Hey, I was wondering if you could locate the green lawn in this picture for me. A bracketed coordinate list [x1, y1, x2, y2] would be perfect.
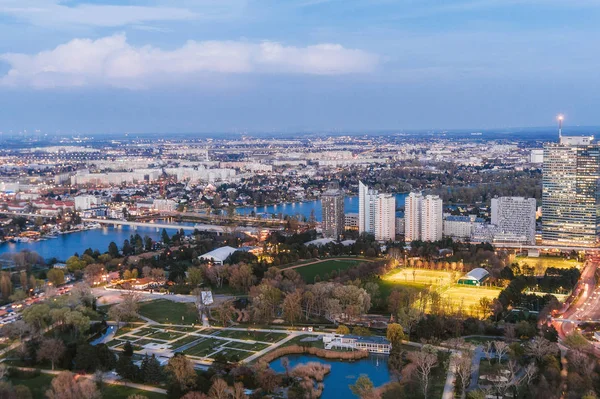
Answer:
[139, 299, 199, 325]
[182, 338, 224, 357]
[148, 330, 185, 341]
[9, 373, 165, 399]
[217, 348, 253, 361]
[224, 341, 270, 351]
[212, 329, 288, 342]
[291, 259, 365, 282]
[171, 335, 203, 350]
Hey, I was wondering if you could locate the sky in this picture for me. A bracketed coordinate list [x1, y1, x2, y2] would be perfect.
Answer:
[1, 0, 600, 134]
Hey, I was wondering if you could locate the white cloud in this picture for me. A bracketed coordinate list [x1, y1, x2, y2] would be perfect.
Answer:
[0, 34, 379, 89]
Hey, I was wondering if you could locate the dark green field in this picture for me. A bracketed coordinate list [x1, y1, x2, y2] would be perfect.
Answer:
[139, 299, 199, 324]
[292, 259, 365, 282]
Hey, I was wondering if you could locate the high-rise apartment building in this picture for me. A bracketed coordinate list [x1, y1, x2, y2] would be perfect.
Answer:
[358, 181, 377, 235]
[404, 192, 423, 242]
[421, 195, 443, 242]
[543, 138, 600, 246]
[491, 197, 537, 245]
[375, 193, 396, 241]
[321, 183, 345, 239]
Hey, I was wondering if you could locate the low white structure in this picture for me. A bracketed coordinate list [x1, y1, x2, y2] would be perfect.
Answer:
[457, 268, 490, 286]
[323, 333, 390, 354]
[198, 246, 239, 265]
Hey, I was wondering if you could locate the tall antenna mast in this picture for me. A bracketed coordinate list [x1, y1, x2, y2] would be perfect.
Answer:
[557, 114, 564, 141]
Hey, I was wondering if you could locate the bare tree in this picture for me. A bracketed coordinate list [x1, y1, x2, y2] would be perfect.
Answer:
[215, 299, 234, 327]
[37, 338, 66, 370]
[454, 351, 473, 399]
[483, 341, 494, 365]
[408, 348, 438, 398]
[208, 378, 229, 399]
[494, 341, 509, 363]
[526, 336, 558, 363]
[46, 371, 101, 399]
[522, 362, 537, 386]
[232, 382, 248, 399]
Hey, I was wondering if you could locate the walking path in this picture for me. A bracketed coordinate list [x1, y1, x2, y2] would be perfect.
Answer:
[442, 351, 458, 399]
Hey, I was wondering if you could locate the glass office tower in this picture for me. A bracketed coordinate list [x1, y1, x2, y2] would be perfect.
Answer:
[542, 141, 600, 246]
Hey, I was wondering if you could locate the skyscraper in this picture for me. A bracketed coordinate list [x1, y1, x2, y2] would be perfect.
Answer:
[404, 192, 423, 242]
[321, 183, 345, 239]
[542, 138, 600, 246]
[358, 181, 377, 235]
[375, 193, 396, 241]
[491, 197, 537, 245]
[421, 195, 443, 242]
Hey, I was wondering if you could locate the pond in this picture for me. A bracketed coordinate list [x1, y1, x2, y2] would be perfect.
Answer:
[269, 354, 391, 398]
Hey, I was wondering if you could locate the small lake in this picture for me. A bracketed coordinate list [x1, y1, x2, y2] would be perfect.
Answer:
[236, 193, 407, 221]
[269, 354, 391, 398]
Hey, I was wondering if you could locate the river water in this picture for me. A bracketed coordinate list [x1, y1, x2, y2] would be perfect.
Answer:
[236, 193, 407, 221]
[0, 193, 407, 261]
[269, 354, 391, 398]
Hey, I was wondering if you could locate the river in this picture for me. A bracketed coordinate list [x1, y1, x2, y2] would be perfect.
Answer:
[269, 354, 391, 398]
[0, 193, 407, 261]
[0, 225, 182, 261]
[236, 193, 407, 221]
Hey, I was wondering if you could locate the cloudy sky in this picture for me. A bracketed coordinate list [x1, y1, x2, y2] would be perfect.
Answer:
[1, 0, 599, 133]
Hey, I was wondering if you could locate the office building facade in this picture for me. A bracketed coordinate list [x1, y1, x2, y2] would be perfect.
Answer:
[543, 141, 600, 246]
[491, 197, 537, 245]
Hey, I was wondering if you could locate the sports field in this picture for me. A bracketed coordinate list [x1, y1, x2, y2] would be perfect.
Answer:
[382, 268, 456, 288]
[441, 285, 501, 308]
[516, 255, 581, 271]
[291, 258, 365, 282]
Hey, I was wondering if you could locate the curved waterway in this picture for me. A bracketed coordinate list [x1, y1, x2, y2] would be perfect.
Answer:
[269, 354, 391, 399]
[236, 193, 407, 221]
[0, 225, 181, 261]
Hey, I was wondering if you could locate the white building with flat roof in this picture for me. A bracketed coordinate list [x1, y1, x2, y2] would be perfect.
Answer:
[421, 195, 443, 242]
[404, 192, 423, 242]
[375, 193, 396, 241]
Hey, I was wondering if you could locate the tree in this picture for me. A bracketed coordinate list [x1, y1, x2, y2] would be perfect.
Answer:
[165, 354, 197, 392]
[483, 341, 494, 365]
[47, 268, 65, 286]
[208, 378, 229, 399]
[141, 354, 163, 384]
[116, 354, 140, 381]
[386, 323, 405, 347]
[108, 241, 120, 258]
[494, 341, 509, 363]
[215, 300, 234, 327]
[65, 256, 85, 272]
[46, 371, 101, 399]
[37, 338, 65, 370]
[388, 344, 404, 381]
[187, 267, 203, 287]
[0, 272, 12, 300]
[454, 351, 473, 399]
[123, 341, 134, 357]
[84, 264, 104, 285]
[282, 289, 303, 325]
[109, 292, 140, 329]
[336, 325, 350, 335]
[349, 374, 377, 399]
[408, 348, 438, 398]
[229, 264, 256, 293]
[162, 229, 171, 245]
[526, 336, 558, 363]
[74, 344, 100, 372]
[22, 304, 50, 331]
[9, 289, 27, 302]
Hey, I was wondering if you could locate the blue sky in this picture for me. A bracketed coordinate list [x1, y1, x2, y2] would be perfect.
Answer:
[1, 0, 599, 133]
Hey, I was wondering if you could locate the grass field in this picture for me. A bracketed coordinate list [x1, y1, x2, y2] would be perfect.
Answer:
[10, 373, 165, 399]
[516, 255, 581, 271]
[182, 338, 223, 357]
[139, 299, 199, 324]
[212, 329, 288, 342]
[224, 340, 270, 351]
[292, 259, 365, 282]
[441, 285, 501, 308]
[382, 268, 456, 288]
